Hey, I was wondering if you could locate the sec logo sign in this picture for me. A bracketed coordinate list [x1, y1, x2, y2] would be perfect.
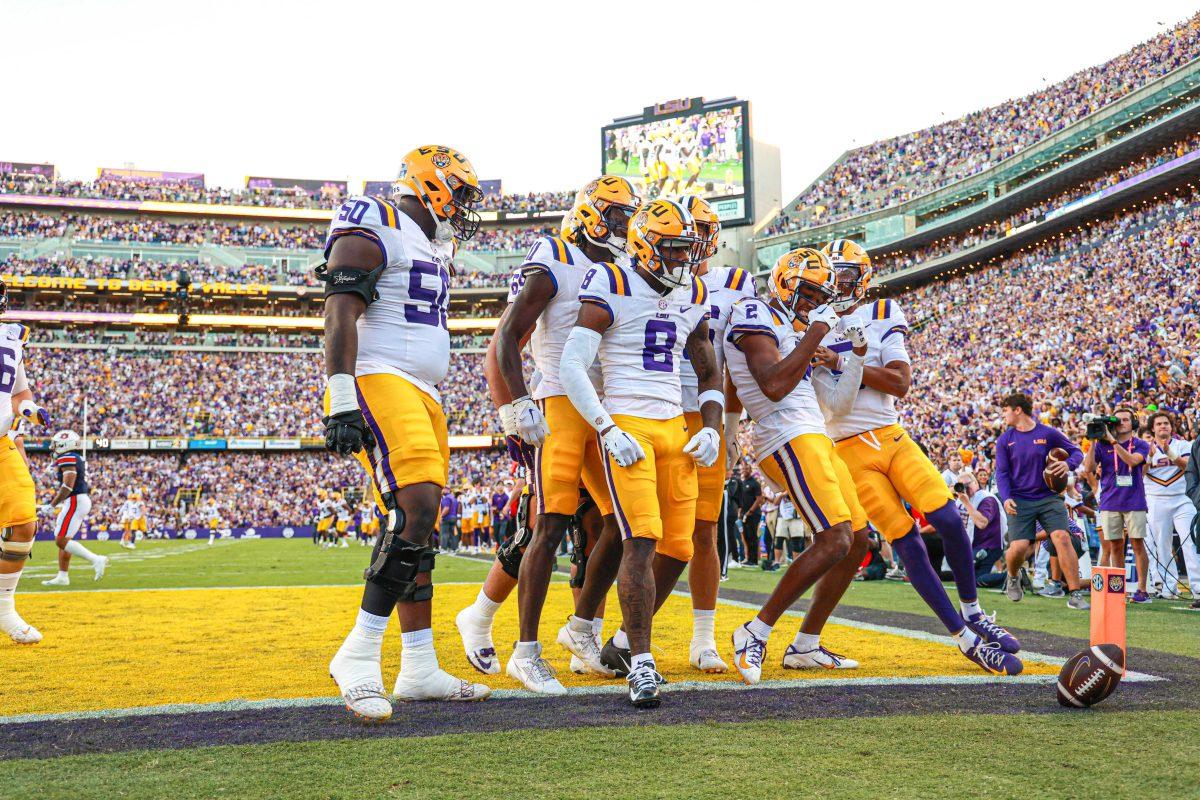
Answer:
[1092, 573, 1104, 593]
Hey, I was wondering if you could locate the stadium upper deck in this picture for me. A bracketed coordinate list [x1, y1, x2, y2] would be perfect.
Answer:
[759, 13, 1200, 249]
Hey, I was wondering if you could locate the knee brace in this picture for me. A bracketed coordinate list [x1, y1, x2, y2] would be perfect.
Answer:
[567, 497, 594, 589]
[497, 510, 534, 581]
[0, 530, 33, 563]
[364, 493, 436, 602]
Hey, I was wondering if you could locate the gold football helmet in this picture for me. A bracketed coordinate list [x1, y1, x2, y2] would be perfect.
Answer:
[768, 248, 837, 323]
[626, 198, 705, 290]
[678, 194, 720, 260]
[392, 145, 484, 240]
[562, 176, 641, 258]
[821, 239, 873, 312]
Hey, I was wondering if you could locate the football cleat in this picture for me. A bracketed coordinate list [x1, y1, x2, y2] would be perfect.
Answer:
[570, 655, 588, 675]
[455, 606, 500, 675]
[120, 541, 136, 550]
[393, 669, 491, 702]
[41, 575, 69, 587]
[781, 644, 859, 670]
[506, 645, 566, 695]
[600, 636, 632, 678]
[93, 556, 109, 581]
[556, 618, 616, 677]
[731, 623, 767, 685]
[689, 642, 729, 673]
[626, 664, 663, 709]
[964, 612, 1021, 654]
[329, 633, 392, 723]
[962, 641, 1023, 676]
[1, 613, 42, 645]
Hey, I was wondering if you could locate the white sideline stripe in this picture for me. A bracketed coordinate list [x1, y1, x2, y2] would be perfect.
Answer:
[0, 671, 1163, 726]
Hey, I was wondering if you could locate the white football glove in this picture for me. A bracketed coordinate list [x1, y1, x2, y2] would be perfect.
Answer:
[807, 304, 839, 331]
[683, 426, 720, 468]
[511, 395, 549, 447]
[841, 321, 868, 349]
[601, 426, 646, 467]
[497, 402, 519, 437]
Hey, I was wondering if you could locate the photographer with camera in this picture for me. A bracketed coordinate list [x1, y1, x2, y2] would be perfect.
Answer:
[994, 393, 1089, 609]
[1082, 406, 1152, 602]
[955, 470, 1004, 582]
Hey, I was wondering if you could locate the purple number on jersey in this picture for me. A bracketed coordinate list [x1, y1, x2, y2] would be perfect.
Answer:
[642, 319, 677, 372]
[404, 261, 449, 329]
[0, 347, 15, 392]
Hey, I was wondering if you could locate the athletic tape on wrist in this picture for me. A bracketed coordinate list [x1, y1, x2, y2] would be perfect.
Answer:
[326, 374, 359, 416]
[697, 389, 725, 410]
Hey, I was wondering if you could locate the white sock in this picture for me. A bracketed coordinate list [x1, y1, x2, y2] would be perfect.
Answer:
[612, 628, 630, 649]
[953, 627, 981, 652]
[791, 631, 819, 652]
[513, 640, 540, 659]
[471, 588, 502, 621]
[354, 608, 389, 636]
[746, 616, 773, 640]
[65, 540, 100, 564]
[592, 617, 604, 638]
[960, 600, 983, 620]
[399, 628, 437, 675]
[692, 609, 716, 644]
[631, 652, 655, 670]
[56, 571, 69, 580]
[0, 571, 20, 615]
[568, 615, 592, 633]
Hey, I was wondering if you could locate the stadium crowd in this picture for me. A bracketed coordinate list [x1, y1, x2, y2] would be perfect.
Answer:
[2, 172, 574, 215]
[27, 449, 513, 533]
[763, 13, 1200, 232]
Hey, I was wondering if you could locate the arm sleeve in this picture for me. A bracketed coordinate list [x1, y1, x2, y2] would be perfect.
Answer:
[994, 434, 1012, 503]
[812, 353, 864, 417]
[12, 362, 28, 394]
[977, 496, 1000, 525]
[561, 327, 612, 433]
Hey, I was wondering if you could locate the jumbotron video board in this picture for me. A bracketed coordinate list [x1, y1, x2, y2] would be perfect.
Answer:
[601, 97, 752, 226]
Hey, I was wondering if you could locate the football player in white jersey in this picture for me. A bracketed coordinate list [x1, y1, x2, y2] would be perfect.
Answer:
[457, 177, 640, 693]
[575, 195, 755, 676]
[561, 198, 724, 708]
[320, 145, 491, 721]
[723, 248, 874, 683]
[1143, 411, 1196, 600]
[811, 240, 1022, 675]
[0, 279, 55, 643]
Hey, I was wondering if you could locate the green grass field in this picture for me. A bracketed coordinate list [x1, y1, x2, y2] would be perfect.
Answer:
[4, 538, 1197, 799]
[604, 156, 743, 187]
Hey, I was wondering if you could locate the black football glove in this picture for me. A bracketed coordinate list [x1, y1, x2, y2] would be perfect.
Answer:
[323, 410, 375, 456]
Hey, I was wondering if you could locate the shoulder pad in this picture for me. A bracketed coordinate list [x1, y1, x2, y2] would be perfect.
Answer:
[689, 276, 708, 307]
[865, 299, 907, 326]
[719, 266, 753, 295]
[581, 262, 631, 297]
[523, 236, 575, 270]
[1, 323, 29, 343]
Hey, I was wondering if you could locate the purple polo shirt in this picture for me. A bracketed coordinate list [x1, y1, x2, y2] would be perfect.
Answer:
[491, 492, 508, 516]
[439, 494, 459, 520]
[971, 495, 1003, 550]
[1092, 437, 1151, 512]
[994, 423, 1083, 502]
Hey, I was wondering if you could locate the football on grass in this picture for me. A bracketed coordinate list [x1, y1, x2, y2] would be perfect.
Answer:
[1044, 447, 1070, 493]
[1056, 644, 1124, 708]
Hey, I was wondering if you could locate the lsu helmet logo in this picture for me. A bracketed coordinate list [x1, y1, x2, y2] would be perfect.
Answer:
[432, 153, 452, 169]
[1108, 574, 1125, 593]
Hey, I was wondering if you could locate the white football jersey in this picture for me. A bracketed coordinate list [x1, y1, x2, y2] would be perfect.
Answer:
[335, 499, 352, 521]
[0, 323, 30, 437]
[317, 498, 336, 519]
[506, 236, 605, 399]
[326, 195, 455, 401]
[725, 297, 827, 458]
[1144, 438, 1191, 498]
[680, 266, 757, 412]
[578, 262, 710, 419]
[119, 500, 143, 522]
[819, 299, 911, 440]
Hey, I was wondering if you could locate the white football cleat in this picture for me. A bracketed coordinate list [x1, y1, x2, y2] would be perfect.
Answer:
[120, 541, 135, 550]
[731, 623, 767, 685]
[782, 644, 859, 670]
[1, 613, 43, 645]
[570, 655, 588, 674]
[42, 575, 70, 587]
[506, 645, 567, 695]
[93, 556, 109, 581]
[556, 619, 615, 677]
[393, 668, 491, 702]
[455, 606, 500, 675]
[329, 633, 392, 723]
[690, 642, 729, 673]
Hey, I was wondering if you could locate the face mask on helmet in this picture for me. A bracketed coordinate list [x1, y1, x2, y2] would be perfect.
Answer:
[446, 175, 484, 240]
[599, 202, 637, 256]
[831, 264, 862, 312]
[781, 278, 835, 324]
[647, 234, 704, 290]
